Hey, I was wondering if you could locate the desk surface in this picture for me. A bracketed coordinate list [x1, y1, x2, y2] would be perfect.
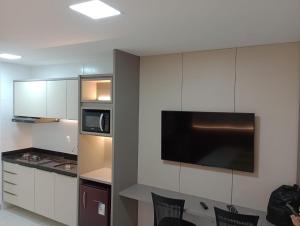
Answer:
[119, 184, 274, 226]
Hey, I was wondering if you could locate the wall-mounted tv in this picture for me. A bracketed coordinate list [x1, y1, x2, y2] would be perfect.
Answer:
[161, 111, 255, 172]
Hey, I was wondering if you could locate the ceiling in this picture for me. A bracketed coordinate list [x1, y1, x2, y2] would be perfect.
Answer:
[0, 0, 300, 65]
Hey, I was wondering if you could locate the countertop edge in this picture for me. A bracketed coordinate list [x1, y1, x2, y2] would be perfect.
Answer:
[3, 158, 77, 178]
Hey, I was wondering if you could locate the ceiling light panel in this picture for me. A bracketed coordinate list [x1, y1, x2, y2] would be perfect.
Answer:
[70, 0, 121, 20]
[0, 53, 22, 60]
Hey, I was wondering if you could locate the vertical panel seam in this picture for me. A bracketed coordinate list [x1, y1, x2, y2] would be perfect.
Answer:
[231, 47, 238, 205]
[179, 53, 184, 193]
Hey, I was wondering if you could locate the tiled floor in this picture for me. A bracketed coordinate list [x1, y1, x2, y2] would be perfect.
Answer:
[0, 206, 65, 226]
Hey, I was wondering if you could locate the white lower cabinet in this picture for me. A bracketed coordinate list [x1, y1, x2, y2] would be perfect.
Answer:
[3, 162, 20, 206]
[2, 162, 77, 226]
[35, 169, 55, 219]
[54, 174, 77, 226]
[3, 163, 35, 211]
[16, 165, 35, 212]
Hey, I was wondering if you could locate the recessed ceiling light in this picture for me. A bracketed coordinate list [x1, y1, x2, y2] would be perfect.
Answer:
[69, 0, 121, 20]
[0, 53, 22, 60]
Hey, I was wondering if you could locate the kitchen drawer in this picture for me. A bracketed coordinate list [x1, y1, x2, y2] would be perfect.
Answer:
[3, 191, 18, 206]
[3, 172, 18, 184]
[3, 182, 17, 194]
[3, 162, 18, 174]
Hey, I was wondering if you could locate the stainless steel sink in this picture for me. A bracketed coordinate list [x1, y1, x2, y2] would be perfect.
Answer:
[54, 163, 77, 171]
[38, 159, 77, 172]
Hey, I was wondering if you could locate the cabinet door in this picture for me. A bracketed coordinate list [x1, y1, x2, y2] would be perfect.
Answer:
[46, 80, 67, 119]
[67, 79, 79, 120]
[14, 81, 47, 117]
[35, 169, 55, 219]
[16, 165, 35, 212]
[79, 185, 110, 226]
[54, 174, 77, 226]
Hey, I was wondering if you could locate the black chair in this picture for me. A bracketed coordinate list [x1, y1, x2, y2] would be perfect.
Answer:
[151, 193, 196, 226]
[214, 207, 259, 226]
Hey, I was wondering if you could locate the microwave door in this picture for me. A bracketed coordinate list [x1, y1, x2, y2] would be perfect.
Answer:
[82, 109, 111, 135]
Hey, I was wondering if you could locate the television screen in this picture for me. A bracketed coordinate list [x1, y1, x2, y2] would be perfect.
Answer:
[161, 111, 255, 172]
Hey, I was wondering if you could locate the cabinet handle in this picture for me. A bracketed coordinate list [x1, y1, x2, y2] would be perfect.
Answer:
[4, 170, 17, 175]
[4, 191, 17, 196]
[4, 181, 17, 186]
[99, 113, 104, 132]
[83, 191, 86, 209]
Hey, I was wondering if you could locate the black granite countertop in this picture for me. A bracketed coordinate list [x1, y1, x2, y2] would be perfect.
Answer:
[2, 148, 77, 177]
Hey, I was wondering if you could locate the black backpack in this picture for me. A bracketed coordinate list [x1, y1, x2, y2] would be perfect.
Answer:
[266, 185, 300, 226]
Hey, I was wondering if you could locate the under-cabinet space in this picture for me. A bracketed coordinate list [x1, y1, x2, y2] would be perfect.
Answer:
[79, 135, 112, 181]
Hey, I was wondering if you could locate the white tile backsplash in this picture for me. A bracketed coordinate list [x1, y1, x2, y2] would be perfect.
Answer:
[32, 120, 78, 155]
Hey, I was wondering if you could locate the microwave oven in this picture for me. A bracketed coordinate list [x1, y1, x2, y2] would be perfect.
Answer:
[81, 107, 112, 136]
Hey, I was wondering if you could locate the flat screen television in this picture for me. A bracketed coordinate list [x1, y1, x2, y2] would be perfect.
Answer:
[161, 111, 255, 172]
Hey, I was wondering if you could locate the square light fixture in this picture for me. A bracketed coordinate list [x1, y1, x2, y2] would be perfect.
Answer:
[70, 0, 121, 20]
[0, 53, 22, 60]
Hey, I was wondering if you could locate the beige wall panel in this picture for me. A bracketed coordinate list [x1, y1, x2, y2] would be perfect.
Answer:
[180, 49, 236, 203]
[233, 43, 300, 210]
[138, 54, 182, 191]
[182, 49, 236, 111]
[138, 43, 300, 225]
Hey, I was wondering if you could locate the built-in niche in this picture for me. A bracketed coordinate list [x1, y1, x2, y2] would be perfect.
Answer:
[79, 135, 112, 184]
[81, 77, 112, 103]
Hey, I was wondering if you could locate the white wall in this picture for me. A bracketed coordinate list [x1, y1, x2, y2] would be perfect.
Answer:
[0, 63, 33, 152]
[30, 57, 113, 79]
[30, 58, 113, 154]
[32, 120, 79, 154]
[138, 43, 300, 226]
[0, 62, 33, 206]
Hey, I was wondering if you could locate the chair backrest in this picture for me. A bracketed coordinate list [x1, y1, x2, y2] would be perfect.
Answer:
[151, 193, 185, 226]
[214, 207, 259, 226]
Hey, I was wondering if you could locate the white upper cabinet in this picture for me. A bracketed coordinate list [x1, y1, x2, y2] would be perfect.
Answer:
[67, 79, 79, 120]
[46, 80, 67, 119]
[14, 78, 79, 119]
[14, 81, 47, 117]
